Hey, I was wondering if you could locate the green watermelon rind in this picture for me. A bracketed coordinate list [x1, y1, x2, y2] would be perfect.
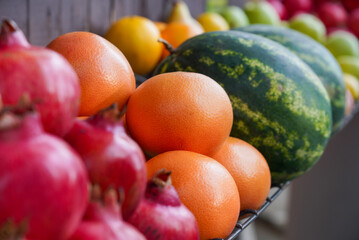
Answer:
[154, 31, 332, 184]
[236, 24, 345, 133]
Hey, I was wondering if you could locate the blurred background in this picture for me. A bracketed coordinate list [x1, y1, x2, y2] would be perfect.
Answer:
[1, 0, 359, 239]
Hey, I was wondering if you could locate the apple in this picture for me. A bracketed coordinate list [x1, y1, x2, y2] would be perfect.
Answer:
[341, 0, 359, 12]
[343, 73, 359, 100]
[325, 30, 359, 58]
[289, 13, 327, 43]
[326, 27, 350, 35]
[337, 56, 359, 79]
[267, 0, 288, 20]
[347, 9, 359, 38]
[283, 0, 313, 17]
[317, 2, 348, 28]
[313, 0, 338, 8]
[243, 1, 280, 25]
[220, 6, 249, 28]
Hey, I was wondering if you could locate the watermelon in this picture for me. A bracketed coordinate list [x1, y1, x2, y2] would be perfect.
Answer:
[236, 24, 345, 133]
[154, 31, 332, 184]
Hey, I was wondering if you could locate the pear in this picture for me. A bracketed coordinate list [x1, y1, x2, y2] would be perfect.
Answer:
[167, 1, 204, 31]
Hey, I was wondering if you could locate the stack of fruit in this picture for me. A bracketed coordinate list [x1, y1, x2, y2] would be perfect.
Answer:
[229, 0, 359, 114]
[0, 0, 357, 239]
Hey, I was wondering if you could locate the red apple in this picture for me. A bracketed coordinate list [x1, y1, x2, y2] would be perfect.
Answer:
[283, 0, 313, 17]
[348, 8, 359, 37]
[313, 0, 337, 8]
[341, 0, 359, 12]
[268, 0, 288, 20]
[326, 26, 350, 35]
[318, 2, 348, 28]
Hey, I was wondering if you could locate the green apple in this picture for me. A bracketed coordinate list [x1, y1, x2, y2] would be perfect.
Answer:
[326, 31, 359, 58]
[343, 73, 359, 100]
[244, 1, 280, 25]
[220, 6, 249, 28]
[289, 14, 326, 43]
[337, 56, 359, 79]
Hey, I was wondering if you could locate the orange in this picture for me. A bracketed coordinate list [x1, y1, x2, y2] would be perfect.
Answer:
[126, 72, 233, 157]
[146, 150, 240, 240]
[160, 22, 204, 59]
[47, 32, 135, 117]
[212, 137, 271, 211]
[105, 16, 162, 75]
[154, 21, 167, 32]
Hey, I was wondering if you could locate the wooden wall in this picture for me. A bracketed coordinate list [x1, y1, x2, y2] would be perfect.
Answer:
[0, 0, 245, 46]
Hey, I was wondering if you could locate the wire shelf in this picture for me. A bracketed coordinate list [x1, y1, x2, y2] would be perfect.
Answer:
[212, 181, 290, 240]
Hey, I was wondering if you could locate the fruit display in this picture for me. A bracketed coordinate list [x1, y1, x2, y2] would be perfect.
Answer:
[237, 24, 345, 132]
[154, 31, 332, 184]
[1, 0, 359, 239]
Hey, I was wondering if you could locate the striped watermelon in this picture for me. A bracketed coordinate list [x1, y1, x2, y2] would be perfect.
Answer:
[154, 31, 332, 184]
[236, 25, 345, 133]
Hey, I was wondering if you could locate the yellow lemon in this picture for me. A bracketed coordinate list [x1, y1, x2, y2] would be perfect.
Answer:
[197, 12, 230, 32]
[105, 16, 162, 75]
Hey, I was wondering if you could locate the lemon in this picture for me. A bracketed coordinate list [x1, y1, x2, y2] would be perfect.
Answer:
[105, 16, 162, 75]
[343, 73, 359, 100]
[197, 12, 229, 32]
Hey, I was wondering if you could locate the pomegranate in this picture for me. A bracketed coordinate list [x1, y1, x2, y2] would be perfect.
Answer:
[128, 170, 200, 240]
[348, 9, 359, 38]
[0, 106, 89, 240]
[318, 2, 348, 28]
[69, 188, 145, 240]
[268, 0, 288, 20]
[0, 19, 80, 136]
[283, 0, 313, 17]
[65, 106, 147, 220]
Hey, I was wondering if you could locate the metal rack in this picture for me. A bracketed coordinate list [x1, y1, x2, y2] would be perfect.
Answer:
[211, 181, 290, 240]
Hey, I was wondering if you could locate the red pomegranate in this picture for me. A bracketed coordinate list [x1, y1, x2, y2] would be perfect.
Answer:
[69, 188, 146, 240]
[0, 19, 80, 136]
[0, 106, 89, 240]
[128, 170, 200, 240]
[65, 106, 147, 220]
